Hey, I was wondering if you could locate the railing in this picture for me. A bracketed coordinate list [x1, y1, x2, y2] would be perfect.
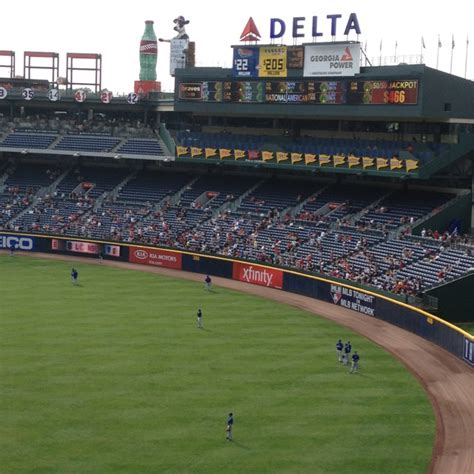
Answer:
[159, 123, 176, 155]
[419, 134, 474, 178]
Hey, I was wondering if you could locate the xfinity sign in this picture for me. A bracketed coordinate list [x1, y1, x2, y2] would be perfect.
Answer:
[270, 13, 361, 40]
[0, 235, 35, 251]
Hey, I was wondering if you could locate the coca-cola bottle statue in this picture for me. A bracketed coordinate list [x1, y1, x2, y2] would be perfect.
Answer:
[139, 20, 157, 81]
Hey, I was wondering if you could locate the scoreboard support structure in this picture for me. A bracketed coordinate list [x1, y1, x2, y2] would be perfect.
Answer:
[66, 53, 102, 93]
[0, 50, 15, 78]
[23, 51, 59, 86]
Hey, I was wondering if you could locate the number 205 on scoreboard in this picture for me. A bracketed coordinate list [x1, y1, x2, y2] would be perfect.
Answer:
[258, 46, 287, 77]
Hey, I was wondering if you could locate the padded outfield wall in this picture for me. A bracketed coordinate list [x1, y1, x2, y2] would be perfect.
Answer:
[1, 232, 473, 367]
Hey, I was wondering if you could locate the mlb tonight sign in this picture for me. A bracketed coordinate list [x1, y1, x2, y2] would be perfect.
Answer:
[304, 42, 361, 77]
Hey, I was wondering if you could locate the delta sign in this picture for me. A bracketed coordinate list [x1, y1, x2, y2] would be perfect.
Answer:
[269, 13, 361, 40]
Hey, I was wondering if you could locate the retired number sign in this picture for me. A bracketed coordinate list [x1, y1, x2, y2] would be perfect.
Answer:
[48, 89, 60, 102]
[22, 88, 34, 100]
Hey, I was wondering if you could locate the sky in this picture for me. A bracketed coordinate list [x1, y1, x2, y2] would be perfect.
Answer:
[1, 0, 472, 94]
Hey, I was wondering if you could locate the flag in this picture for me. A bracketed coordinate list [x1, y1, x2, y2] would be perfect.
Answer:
[262, 151, 274, 161]
[452, 35, 455, 49]
[219, 148, 232, 160]
[234, 149, 246, 160]
[376, 158, 389, 170]
[176, 146, 189, 157]
[379, 39, 383, 51]
[362, 157, 374, 169]
[333, 154, 346, 167]
[291, 152, 303, 164]
[303, 153, 316, 165]
[205, 148, 217, 159]
[438, 36, 442, 48]
[348, 155, 361, 168]
[248, 150, 260, 160]
[421, 36, 426, 49]
[319, 154, 331, 166]
[406, 159, 419, 172]
[390, 157, 404, 170]
[191, 147, 203, 158]
[276, 152, 289, 163]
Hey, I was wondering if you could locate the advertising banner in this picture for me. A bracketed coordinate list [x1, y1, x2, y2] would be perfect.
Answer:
[258, 46, 287, 77]
[129, 246, 182, 269]
[464, 338, 474, 366]
[330, 283, 375, 316]
[304, 43, 360, 77]
[232, 262, 283, 289]
[232, 47, 260, 78]
[0, 234, 35, 251]
[170, 38, 189, 75]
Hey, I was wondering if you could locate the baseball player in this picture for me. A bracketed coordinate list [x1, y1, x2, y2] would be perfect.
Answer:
[197, 308, 203, 328]
[226, 413, 234, 441]
[336, 339, 343, 362]
[343, 341, 352, 365]
[205, 275, 212, 291]
[71, 268, 79, 285]
[350, 351, 360, 373]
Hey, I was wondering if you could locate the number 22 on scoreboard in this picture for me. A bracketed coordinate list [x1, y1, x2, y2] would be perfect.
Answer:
[235, 58, 249, 71]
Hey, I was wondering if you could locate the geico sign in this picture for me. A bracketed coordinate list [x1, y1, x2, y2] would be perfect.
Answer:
[0, 235, 34, 250]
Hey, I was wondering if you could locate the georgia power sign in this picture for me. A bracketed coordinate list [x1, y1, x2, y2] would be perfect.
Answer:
[304, 43, 360, 77]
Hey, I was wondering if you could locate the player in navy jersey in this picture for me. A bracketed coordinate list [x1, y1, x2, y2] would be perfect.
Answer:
[226, 413, 234, 441]
[205, 275, 212, 291]
[336, 339, 343, 362]
[197, 308, 203, 328]
[343, 341, 352, 365]
[350, 351, 360, 373]
[71, 268, 78, 285]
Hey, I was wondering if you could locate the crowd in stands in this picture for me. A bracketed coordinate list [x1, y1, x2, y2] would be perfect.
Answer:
[1, 161, 473, 296]
[0, 114, 157, 138]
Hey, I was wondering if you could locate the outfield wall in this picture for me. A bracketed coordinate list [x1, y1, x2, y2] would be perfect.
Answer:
[2, 232, 473, 367]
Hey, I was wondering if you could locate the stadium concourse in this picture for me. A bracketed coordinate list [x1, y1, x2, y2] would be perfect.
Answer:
[1, 159, 473, 298]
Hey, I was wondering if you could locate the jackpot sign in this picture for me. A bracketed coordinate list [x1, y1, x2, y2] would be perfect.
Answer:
[304, 42, 361, 77]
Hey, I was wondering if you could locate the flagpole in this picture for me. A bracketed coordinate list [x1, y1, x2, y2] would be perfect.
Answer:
[450, 35, 454, 74]
[436, 36, 441, 69]
[379, 40, 382, 66]
[394, 41, 398, 63]
[465, 36, 470, 78]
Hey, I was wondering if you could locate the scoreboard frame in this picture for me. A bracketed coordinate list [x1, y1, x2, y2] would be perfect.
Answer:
[178, 78, 420, 106]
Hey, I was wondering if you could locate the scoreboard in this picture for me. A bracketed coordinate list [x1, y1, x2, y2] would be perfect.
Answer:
[178, 79, 419, 105]
[232, 46, 288, 78]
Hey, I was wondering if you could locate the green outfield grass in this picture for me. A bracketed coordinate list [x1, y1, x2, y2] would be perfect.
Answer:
[0, 255, 435, 474]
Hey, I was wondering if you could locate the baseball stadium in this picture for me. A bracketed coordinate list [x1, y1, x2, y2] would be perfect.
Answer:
[1, 10, 473, 474]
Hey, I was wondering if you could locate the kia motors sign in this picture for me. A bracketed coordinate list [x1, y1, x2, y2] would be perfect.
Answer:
[303, 42, 360, 77]
[233, 262, 283, 289]
[129, 246, 182, 269]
